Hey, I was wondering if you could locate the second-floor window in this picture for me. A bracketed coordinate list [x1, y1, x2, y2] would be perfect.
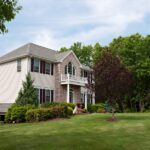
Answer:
[45, 63, 50, 74]
[64, 62, 75, 75]
[33, 59, 40, 72]
[81, 69, 88, 78]
[31, 58, 53, 75]
[17, 59, 21, 72]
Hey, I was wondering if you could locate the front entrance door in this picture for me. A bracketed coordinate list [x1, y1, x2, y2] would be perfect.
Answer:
[69, 89, 73, 103]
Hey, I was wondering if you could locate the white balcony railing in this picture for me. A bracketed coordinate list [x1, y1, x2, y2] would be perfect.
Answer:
[61, 74, 88, 86]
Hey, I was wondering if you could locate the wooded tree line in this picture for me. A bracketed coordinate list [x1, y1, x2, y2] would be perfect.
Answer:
[60, 33, 150, 112]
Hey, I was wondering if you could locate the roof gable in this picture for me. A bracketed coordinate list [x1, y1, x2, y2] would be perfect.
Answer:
[57, 50, 81, 66]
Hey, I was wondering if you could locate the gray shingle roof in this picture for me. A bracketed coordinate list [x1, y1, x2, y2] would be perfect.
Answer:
[0, 43, 91, 70]
[55, 51, 71, 61]
[0, 43, 72, 64]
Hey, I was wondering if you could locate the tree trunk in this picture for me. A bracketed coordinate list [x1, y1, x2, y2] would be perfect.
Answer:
[139, 100, 144, 112]
[112, 108, 116, 120]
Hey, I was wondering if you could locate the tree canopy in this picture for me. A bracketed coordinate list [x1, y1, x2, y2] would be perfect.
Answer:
[60, 42, 93, 66]
[89, 51, 133, 117]
[60, 42, 103, 66]
[109, 33, 150, 111]
[0, 0, 21, 33]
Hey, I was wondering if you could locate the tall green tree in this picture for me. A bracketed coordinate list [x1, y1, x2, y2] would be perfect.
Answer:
[16, 73, 38, 106]
[109, 33, 150, 111]
[0, 0, 22, 33]
[60, 42, 93, 66]
[92, 43, 107, 64]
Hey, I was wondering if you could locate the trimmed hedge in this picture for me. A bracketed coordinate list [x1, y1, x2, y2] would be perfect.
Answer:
[26, 106, 73, 122]
[41, 102, 75, 109]
[67, 107, 73, 116]
[87, 103, 105, 113]
[5, 104, 35, 123]
[5, 103, 74, 123]
[26, 108, 53, 122]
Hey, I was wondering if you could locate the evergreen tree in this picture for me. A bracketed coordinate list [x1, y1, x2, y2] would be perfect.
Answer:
[16, 73, 38, 106]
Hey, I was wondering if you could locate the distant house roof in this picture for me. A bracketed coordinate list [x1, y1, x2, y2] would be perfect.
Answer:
[0, 43, 91, 70]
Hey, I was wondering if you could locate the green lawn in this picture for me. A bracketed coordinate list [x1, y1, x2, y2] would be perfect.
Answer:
[0, 113, 150, 150]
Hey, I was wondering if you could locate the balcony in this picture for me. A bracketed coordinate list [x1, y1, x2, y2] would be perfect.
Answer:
[61, 74, 88, 86]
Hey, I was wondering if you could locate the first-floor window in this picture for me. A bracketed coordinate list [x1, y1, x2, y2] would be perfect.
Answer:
[87, 94, 91, 104]
[45, 89, 50, 102]
[81, 93, 92, 104]
[51, 90, 54, 102]
[39, 89, 54, 104]
[40, 89, 45, 103]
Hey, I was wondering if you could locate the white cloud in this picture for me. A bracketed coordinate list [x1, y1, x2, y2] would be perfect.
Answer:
[29, 29, 58, 49]
[1, 0, 150, 55]
[25, 0, 150, 49]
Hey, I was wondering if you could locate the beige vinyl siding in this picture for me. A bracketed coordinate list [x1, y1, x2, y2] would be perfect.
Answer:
[0, 57, 29, 103]
[31, 72, 55, 89]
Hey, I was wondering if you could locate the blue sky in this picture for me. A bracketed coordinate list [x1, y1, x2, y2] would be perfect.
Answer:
[0, 0, 150, 56]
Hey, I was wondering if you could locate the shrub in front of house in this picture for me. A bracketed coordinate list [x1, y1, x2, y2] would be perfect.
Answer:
[41, 102, 59, 108]
[67, 107, 73, 116]
[26, 108, 53, 122]
[5, 104, 35, 123]
[82, 108, 88, 113]
[26, 106, 73, 122]
[5, 104, 17, 123]
[41, 102, 75, 110]
[65, 103, 75, 109]
[87, 103, 105, 113]
[11, 106, 27, 123]
[97, 108, 106, 113]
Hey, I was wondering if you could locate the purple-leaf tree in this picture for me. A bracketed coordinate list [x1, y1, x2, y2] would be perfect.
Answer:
[87, 51, 133, 120]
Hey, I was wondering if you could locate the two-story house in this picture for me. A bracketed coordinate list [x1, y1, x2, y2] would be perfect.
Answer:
[0, 43, 95, 115]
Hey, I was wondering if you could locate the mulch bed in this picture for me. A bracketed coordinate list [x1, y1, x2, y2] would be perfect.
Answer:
[106, 117, 118, 122]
